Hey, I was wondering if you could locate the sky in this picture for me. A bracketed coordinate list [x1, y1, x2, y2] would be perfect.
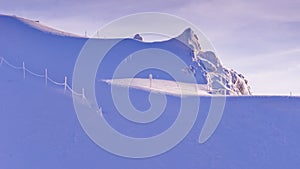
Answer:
[1, 0, 300, 95]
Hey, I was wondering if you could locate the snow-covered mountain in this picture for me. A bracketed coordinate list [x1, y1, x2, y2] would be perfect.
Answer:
[0, 14, 299, 169]
[0, 14, 251, 96]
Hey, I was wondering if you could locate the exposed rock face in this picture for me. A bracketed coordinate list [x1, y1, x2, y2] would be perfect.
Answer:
[177, 28, 251, 95]
[133, 34, 143, 41]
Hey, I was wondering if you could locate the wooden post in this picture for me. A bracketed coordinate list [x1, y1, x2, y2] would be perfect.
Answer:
[64, 76, 67, 93]
[22, 62, 25, 79]
[149, 74, 153, 88]
[45, 68, 48, 86]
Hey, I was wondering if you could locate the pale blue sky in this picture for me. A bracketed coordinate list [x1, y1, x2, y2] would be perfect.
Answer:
[1, 0, 299, 95]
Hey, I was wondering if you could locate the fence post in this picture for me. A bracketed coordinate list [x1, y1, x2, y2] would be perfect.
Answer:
[22, 62, 25, 79]
[64, 76, 67, 93]
[207, 84, 210, 91]
[149, 74, 153, 88]
[45, 68, 48, 86]
[82, 88, 85, 99]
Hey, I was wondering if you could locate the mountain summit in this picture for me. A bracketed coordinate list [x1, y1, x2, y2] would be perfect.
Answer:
[176, 28, 251, 95]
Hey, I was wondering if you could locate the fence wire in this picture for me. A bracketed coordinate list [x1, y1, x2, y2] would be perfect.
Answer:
[2, 58, 23, 70]
[47, 76, 65, 86]
[25, 67, 45, 78]
[66, 84, 83, 97]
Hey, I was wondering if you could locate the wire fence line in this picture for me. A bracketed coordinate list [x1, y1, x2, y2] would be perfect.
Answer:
[25, 67, 45, 78]
[47, 76, 65, 86]
[1, 58, 23, 70]
[0, 56, 86, 100]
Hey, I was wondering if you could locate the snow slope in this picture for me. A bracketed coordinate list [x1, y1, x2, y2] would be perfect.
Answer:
[103, 78, 210, 96]
[1, 15, 300, 169]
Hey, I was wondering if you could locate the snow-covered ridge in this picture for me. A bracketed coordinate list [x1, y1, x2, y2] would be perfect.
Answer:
[0, 14, 83, 37]
[0, 14, 251, 95]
